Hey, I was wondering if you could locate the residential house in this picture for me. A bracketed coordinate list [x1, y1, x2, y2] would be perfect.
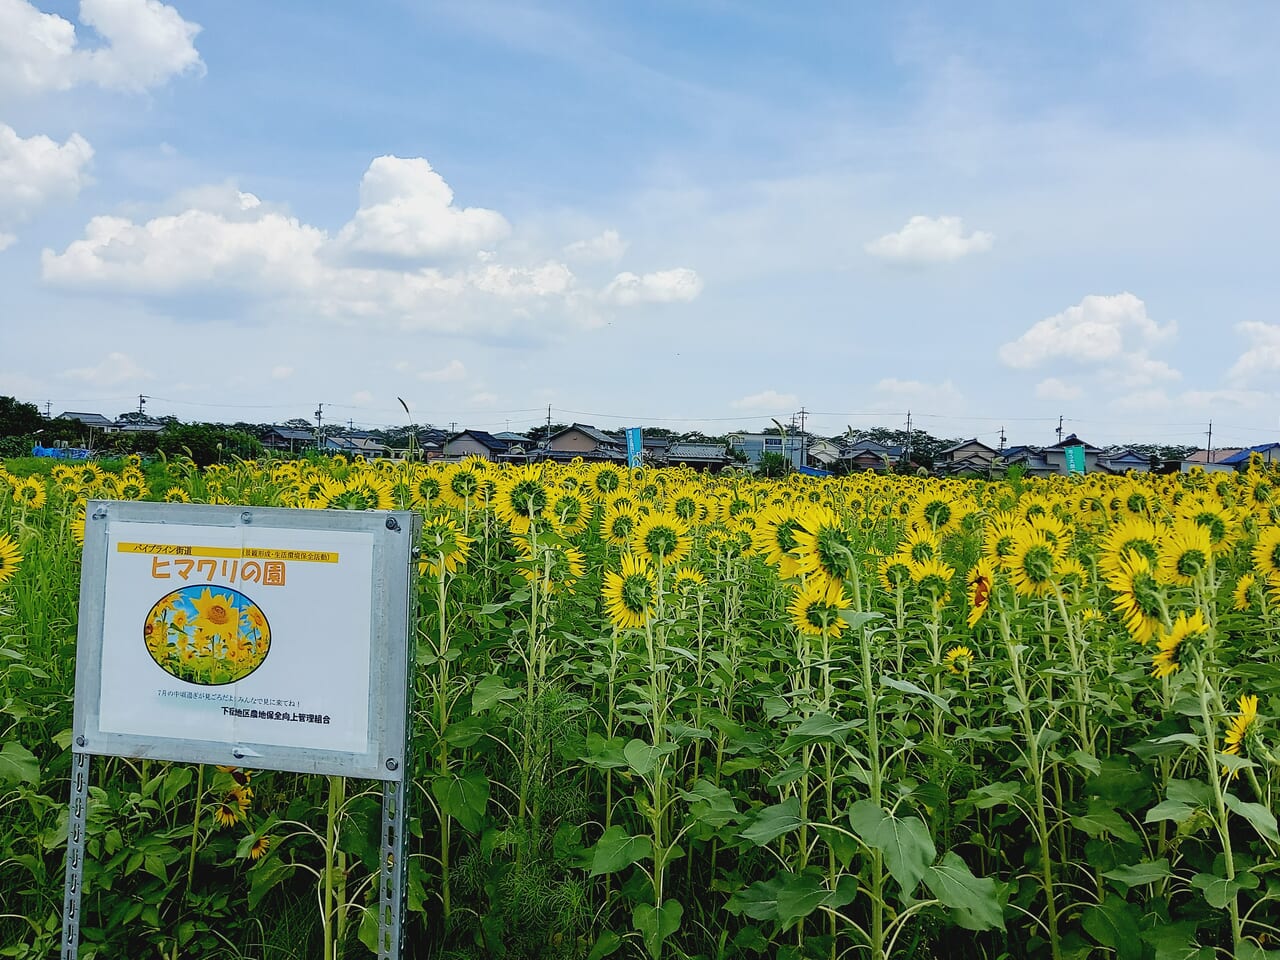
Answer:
[263, 427, 315, 453]
[57, 411, 117, 433]
[1043, 434, 1103, 475]
[1097, 448, 1152, 474]
[999, 445, 1056, 478]
[664, 442, 731, 472]
[1220, 443, 1280, 470]
[806, 438, 842, 469]
[727, 431, 805, 469]
[839, 439, 903, 473]
[541, 423, 625, 462]
[324, 435, 391, 458]
[935, 439, 998, 476]
[443, 429, 511, 462]
[1186, 448, 1243, 466]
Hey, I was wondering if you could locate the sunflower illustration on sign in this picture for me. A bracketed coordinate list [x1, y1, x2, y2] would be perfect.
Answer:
[144, 585, 271, 685]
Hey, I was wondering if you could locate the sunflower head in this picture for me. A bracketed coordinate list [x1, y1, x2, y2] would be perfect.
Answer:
[602, 553, 657, 629]
[1150, 609, 1207, 679]
[788, 579, 852, 639]
[944, 645, 974, 675]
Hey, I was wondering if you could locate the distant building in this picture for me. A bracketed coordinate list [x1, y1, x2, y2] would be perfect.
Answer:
[443, 429, 511, 462]
[325, 435, 391, 458]
[57, 411, 117, 433]
[542, 423, 625, 462]
[839, 439, 903, 473]
[1097, 448, 1152, 474]
[935, 439, 998, 476]
[1043, 434, 1103, 475]
[1220, 443, 1280, 469]
[727, 432, 805, 469]
[665, 442, 731, 472]
[263, 427, 315, 453]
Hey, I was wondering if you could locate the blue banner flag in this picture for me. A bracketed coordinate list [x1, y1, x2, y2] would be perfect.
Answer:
[625, 427, 643, 468]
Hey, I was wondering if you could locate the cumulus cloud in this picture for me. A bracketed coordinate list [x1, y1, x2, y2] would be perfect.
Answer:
[418, 359, 466, 383]
[998, 293, 1175, 369]
[1228, 321, 1280, 381]
[872, 378, 964, 411]
[1035, 377, 1082, 401]
[732, 389, 798, 411]
[0, 0, 203, 95]
[601, 268, 702, 306]
[864, 215, 993, 264]
[335, 156, 510, 260]
[0, 232, 14, 251]
[564, 229, 627, 262]
[41, 156, 699, 337]
[0, 123, 93, 233]
[61, 350, 150, 385]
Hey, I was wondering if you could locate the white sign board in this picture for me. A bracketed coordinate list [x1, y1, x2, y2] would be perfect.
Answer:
[72, 501, 417, 779]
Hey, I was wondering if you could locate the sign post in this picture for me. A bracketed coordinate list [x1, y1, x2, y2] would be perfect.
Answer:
[1064, 444, 1086, 474]
[62, 501, 419, 960]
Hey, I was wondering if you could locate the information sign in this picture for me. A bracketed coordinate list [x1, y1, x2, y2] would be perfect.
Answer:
[1064, 444, 1086, 474]
[626, 427, 643, 468]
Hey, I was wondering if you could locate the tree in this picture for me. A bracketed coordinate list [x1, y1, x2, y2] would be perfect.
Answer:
[0, 396, 45, 438]
[757, 451, 792, 477]
[156, 423, 262, 466]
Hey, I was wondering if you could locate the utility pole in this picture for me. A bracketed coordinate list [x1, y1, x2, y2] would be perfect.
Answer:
[1207, 421, 1214, 462]
[348, 418, 354, 432]
[138, 394, 147, 417]
[45, 401, 51, 418]
[999, 426, 1006, 453]
[314, 403, 324, 451]
[1056, 415, 1064, 444]
[905, 410, 913, 466]
[797, 407, 808, 468]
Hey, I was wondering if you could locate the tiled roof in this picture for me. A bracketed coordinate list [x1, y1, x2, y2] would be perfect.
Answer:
[57, 412, 114, 426]
[667, 443, 728, 460]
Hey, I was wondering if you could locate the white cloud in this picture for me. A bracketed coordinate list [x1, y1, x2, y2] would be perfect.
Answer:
[270, 365, 293, 380]
[601, 267, 702, 306]
[872, 377, 964, 411]
[564, 229, 627, 262]
[1181, 387, 1271, 408]
[0, 232, 14, 251]
[61, 350, 150, 385]
[732, 389, 798, 411]
[1035, 377, 1082, 401]
[41, 156, 699, 338]
[1117, 354, 1181, 387]
[335, 156, 510, 260]
[864, 215, 993, 263]
[998, 293, 1175, 369]
[468, 391, 498, 406]
[0, 123, 93, 232]
[352, 390, 373, 405]
[418, 359, 466, 383]
[0, 0, 202, 95]
[1228, 321, 1280, 381]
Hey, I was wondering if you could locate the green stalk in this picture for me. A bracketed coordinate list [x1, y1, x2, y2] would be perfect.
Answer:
[1193, 653, 1243, 953]
[857, 618, 885, 960]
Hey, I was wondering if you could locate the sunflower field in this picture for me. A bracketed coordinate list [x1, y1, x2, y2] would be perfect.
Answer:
[1, 452, 1278, 960]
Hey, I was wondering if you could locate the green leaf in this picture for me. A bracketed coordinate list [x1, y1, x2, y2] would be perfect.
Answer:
[1082, 900, 1143, 960]
[1236, 942, 1280, 960]
[848, 800, 935, 895]
[726, 874, 784, 921]
[1102, 859, 1172, 887]
[781, 712, 856, 751]
[968, 781, 1023, 810]
[880, 675, 950, 713]
[678, 780, 739, 829]
[623, 739, 676, 777]
[588, 826, 652, 876]
[922, 852, 1004, 931]
[160, 766, 193, 807]
[0, 741, 39, 787]
[248, 856, 295, 910]
[586, 931, 623, 960]
[1190, 871, 1259, 909]
[633, 900, 682, 959]
[740, 797, 803, 846]
[430, 772, 489, 833]
[470, 675, 520, 712]
[774, 871, 829, 928]
[1069, 749, 1102, 777]
[1224, 793, 1280, 844]
[837, 610, 883, 629]
[1072, 800, 1139, 844]
[1141, 920, 1213, 960]
[1145, 799, 1196, 825]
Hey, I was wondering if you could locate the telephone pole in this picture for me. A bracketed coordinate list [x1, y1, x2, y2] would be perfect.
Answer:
[999, 426, 1006, 453]
[1207, 421, 1214, 463]
[1056, 415, 1064, 443]
[797, 407, 808, 468]
[138, 394, 147, 417]
[905, 410, 913, 466]
[314, 403, 324, 450]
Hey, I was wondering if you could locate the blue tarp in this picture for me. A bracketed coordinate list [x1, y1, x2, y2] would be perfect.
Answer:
[32, 444, 92, 459]
[797, 465, 832, 477]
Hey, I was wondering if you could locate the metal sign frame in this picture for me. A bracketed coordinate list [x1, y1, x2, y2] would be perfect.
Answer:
[62, 500, 418, 960]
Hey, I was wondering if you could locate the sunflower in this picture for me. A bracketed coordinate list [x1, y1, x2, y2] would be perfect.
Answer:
[0, 533, 23, 585]
[441, 459, 485, 510]
[322, 475, 394, 511]
[877, 551, 913, 594]
[1233, 573, 1257, 611]
[14, 477, 47, 510]
[793, 505, 858, 588]
[1175, 495, 1238, 554]
[631, 512, 692, 567]
[212, 797, 242, 828]
[190, 588, 241, 642]
[164, 487, 192, 503]
[602, 553, 657, 629]
[1008, 528, 1058, 598]
[1150, 609, 1207, 679]
[516, 536, 586, 594]
[589, 463, 624, 500]
[910, 556, 954, 604]
[1154, 520, 1211, 586]
[1250, 527, 1280, 583]
[752, 505, 804, 579]
[494, 465, 550, 534]
[248, 834, 272, 860]
[602, 502, 639, 546]
[910, 491, 961, 535]
[982, 512, 1021, 570]
[1099, 516, 1163, 576]
[1107, 553, 1165, 645]
[787, 579, 851, 639]
[666, 485, 706, 524]
[418, 515, 473, 577]
[1223, 694, 1260, 758]
[410, 468, 445, 510]
[901, 527, 941, 565]
[944, 645, 974, 675]
[670, 565, 708, 595]
[548, 489, 590, 537]
[966, 560, 995, 627]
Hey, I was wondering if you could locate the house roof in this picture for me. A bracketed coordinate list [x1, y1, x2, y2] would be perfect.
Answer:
[1047, 433, 1103, 453]
[326, 436, 390, 453]
[843, 439, 904, 457]
[1221, 443, 1280, 465]
[551, 422, 620, 447]
[266, 427, 314, 441]
[447, 429, 508, 452]
[492, 432, 532, 443]
[939, 438, 997, 456]
[57, 411, 114, 427]
[667, 442, 729, 460]
[1186, 448, 1242, 464]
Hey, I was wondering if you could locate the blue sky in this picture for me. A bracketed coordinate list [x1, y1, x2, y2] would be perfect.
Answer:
[2, 1, 1279, 447]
